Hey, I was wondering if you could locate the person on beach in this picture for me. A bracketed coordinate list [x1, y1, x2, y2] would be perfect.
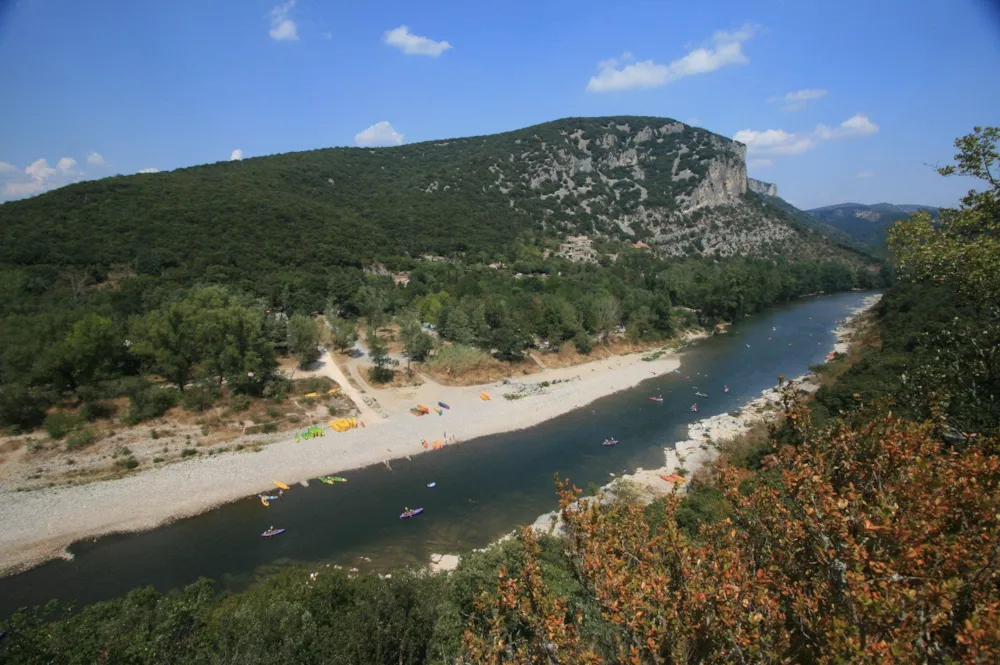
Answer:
[278, 489, 284, 500]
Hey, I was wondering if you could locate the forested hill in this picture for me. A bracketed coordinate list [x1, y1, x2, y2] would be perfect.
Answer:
[806, 202, 940, 249]
[0, 116, 867, 292]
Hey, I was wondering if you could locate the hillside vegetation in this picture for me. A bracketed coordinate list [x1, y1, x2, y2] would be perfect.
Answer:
[0, 116, 883, 440]
[0, 128, 996, 664]
[808, 202, 940, 250]
[0, 116, 869, 315]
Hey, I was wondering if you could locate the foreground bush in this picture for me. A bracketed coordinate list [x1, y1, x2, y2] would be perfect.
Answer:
[466, 404, 1000, 663]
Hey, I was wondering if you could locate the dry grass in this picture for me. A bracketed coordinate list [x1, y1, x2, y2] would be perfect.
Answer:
[360, 365, 425, 390]
[418, 344, 542, 385]
[0, 439, 23, 454]
[533, 336, 684, 370]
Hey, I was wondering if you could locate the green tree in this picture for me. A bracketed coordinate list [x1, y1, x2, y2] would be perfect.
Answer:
[355, 284, 390, 331]
[399, 316, 434, 368]
[287, 314, 321, 368]
[590, 294, 621, 342]
[46, 314, 126, 396]
[130, 300, 200, 392]
[367, 330, 397, 383]
[326, 315, 359, 353]
[889, 126, 1000, 310]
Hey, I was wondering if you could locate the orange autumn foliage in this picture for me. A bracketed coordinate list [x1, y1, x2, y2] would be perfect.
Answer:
[464, 404, 1000, 663]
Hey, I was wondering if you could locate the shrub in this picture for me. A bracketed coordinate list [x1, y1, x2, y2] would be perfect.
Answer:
[425, 344, 493, 375]
[44, 412, 80, 440]
[573, 331, 593, 355]
[79, 401, 114, 422]
[264, 377, 292, 403]
[0, 384, 50, 431]
[228, 393, 251, 412]
[120, 379, 179, 425]
[262, 422, 278, 434]
[181, 448, 198, 457]
[182, 385, 217, 412]
[65, 426, 97, 451]
[115, 456, 139, 470]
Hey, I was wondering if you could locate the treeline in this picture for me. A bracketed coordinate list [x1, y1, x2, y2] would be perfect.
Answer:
[0, 127, 996, 664]
[0, 252, 884, 433]
[0, 286, 310, 433]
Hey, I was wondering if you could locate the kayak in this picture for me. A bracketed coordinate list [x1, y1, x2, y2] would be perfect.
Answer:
[602, 438, 619, 447]
[660, 473, 686, 484]
[318, 476, 347, 484]
[257, 494, 278, 500]
[273, 480, 290, 491]
[260, 497, 270, 507]
[649, 397, 663, 402]
[261, 528, 285, 538]
[400, 508, 424, 519]
[695, 392, 708, 398]
[427, 482, 437, 488]
[438, 402, 450, 409]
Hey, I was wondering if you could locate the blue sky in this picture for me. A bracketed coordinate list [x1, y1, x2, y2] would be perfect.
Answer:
[1, 0, 998, 208]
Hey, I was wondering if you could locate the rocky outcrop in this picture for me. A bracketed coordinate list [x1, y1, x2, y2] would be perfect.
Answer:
[682, 140, 748, 209]
[412, 116, 851, 263]
[748, 178, 777, 197]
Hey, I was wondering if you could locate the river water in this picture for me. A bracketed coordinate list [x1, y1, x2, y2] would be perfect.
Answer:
[0, 291, 873, 617]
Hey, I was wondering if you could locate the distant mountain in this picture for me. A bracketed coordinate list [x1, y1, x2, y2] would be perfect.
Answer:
[806, 202, 940, 249]
[0, 116, 870, 301]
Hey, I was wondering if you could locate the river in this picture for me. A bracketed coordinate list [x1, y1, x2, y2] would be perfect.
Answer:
[0, 291, 873, 617]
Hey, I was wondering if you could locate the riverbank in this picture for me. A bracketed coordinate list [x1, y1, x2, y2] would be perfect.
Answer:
[447, 292, 883, 556]
[0, 340, 693, 577]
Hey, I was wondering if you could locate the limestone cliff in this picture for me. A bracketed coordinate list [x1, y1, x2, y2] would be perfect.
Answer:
[430, 116, 829, 259]
[748, 178, 777, 197]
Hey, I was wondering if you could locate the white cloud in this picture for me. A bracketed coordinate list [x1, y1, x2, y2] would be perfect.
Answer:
[26, 158, 56, 181]
[1, 156, 84, 201]
[138, 167, 159, 174]
[587, 24, 757, 93]
[322, 31, 332, 40]
[56, 157, 78, 173]
[269, 1, 298, 41]
[230, 149, 243, 161]
[383, 25, 452, 57]
[856, 170, 875, 179]
[735, 113, 879, 157]
[767, 88, 828, 111]
[86, 151, 107, 166]
[748, 158, 775, 169]
[815, 113, 879, 140]
[355, 121, 404, 147]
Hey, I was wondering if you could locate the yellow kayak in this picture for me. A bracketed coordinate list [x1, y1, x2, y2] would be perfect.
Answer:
[273, 480, 290, 491]
[260, 497, 270, 507]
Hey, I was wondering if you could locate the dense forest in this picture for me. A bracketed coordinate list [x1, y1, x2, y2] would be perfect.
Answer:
[0, 129, 995, 662]
[0, 249, 885, 433]
[0, 116, 871, 313]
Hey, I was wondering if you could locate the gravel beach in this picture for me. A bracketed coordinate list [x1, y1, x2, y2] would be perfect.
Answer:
[0, 346, 684, 576]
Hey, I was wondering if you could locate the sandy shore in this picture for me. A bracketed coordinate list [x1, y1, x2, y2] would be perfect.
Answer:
[0, 345, 686, 576]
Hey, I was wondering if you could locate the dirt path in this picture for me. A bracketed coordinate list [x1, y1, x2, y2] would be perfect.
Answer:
[307, 350, 381, 423]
